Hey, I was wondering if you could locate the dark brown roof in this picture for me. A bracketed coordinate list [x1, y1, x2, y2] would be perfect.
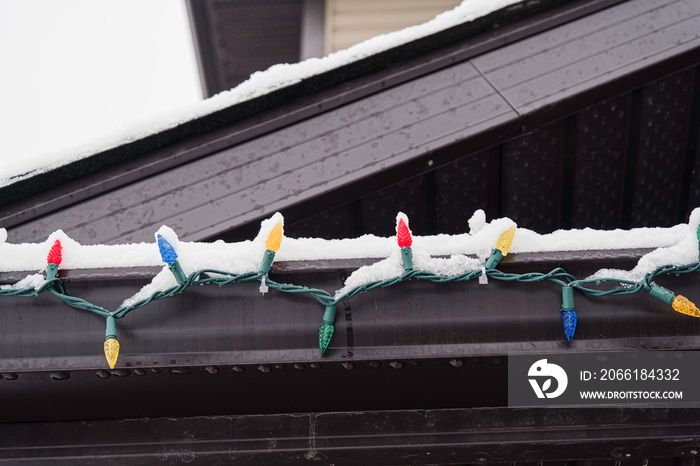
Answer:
[3, 0, 700, 245]
[0, 0, 657, 243]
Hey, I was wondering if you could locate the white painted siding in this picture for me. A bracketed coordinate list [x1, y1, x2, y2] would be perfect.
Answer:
[324, 0, 462, 54]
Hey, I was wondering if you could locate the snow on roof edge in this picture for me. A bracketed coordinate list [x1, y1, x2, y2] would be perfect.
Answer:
[0, 0, 525, 188]
[2, 208, 699, 306]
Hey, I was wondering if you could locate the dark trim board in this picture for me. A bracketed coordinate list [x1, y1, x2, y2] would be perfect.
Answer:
[187, 0, 304, 96]
[1, 408, 699, 464]
[185, 0, 219, 98]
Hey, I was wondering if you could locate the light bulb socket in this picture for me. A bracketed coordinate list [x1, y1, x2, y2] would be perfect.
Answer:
[105, 315, 117, 340]
[649, 285, 675, 304]
[46, 263, 59, 282]
[401, 247, 413, 271]
[484, 248, 503, 269]
[561, 286, 575, 311]
[260, 249, 276, 275]
[323, 304, 337, 324]
[168, 260, 187, 285]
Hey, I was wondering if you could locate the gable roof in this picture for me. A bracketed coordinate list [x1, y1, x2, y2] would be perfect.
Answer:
[0, 0, 656, 241]
[2, 0, 699, 245]
[0, 0, 536, 192]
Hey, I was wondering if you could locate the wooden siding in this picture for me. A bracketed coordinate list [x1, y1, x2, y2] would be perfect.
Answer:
[324, 0, 461, 54]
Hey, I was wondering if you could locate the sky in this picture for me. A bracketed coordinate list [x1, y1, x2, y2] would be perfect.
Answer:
[0, 0, 202, 178]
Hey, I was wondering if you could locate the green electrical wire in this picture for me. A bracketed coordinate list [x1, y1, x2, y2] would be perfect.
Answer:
[0, 261, 696, 318]
[0, 252, 698, 358]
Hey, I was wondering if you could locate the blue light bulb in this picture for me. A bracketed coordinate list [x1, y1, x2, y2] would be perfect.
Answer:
[157, 234, 178, 265]
[561, 309, 577, 342]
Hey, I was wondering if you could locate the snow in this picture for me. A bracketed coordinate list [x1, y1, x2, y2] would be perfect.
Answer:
[334, 248, 482, 299]
[0, 273, 45, 291]
[335, 253, 404, 298]
[0, 0, 525, 187]
[0, 209, 697, 308]
[587, 208, 700, 283]
[468, 209, 487, 235]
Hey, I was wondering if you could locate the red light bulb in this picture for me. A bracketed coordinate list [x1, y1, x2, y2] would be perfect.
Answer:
[397, 218, 412, 248]
[47, 240, 62, 266]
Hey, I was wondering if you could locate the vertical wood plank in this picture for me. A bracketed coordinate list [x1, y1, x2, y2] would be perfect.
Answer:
[572, 94, 631, 229]
[630, 70, 694, 227]
[501, 121, 566, 233]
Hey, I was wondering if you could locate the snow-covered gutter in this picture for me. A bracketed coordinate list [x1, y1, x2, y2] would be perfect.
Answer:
[1, 209, 698, 308]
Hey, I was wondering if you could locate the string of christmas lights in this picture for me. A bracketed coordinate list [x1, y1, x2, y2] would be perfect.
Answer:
[0, 213, 698, 369]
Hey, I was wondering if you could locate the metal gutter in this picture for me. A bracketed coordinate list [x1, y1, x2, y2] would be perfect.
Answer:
[0, 249, 697, 422]
[1, 407, 698, 463]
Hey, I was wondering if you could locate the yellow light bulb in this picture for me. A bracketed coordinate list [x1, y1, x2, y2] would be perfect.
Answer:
[672, 295, 700, 318]
[496, 226, 516, 256]
[104, 338, 120, 369]
[265, 222, 283, 252]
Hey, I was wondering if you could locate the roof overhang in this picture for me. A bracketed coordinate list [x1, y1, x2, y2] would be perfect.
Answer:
[0, 249, 698, 423]
[0, 0, 671, 243]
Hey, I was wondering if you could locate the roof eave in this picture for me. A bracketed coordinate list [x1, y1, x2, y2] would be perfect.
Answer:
[0, 0, 623, 218]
